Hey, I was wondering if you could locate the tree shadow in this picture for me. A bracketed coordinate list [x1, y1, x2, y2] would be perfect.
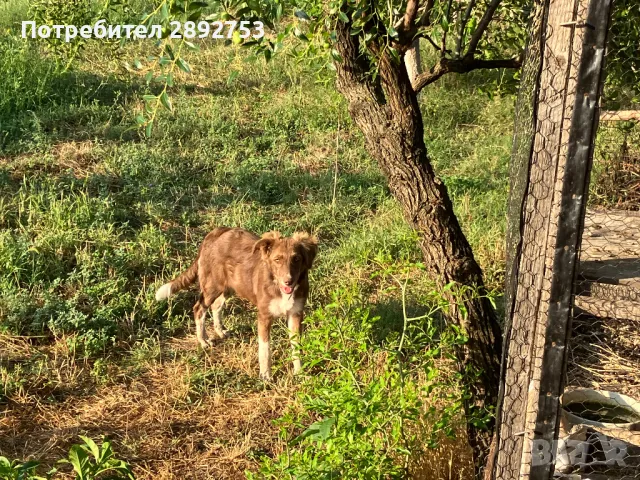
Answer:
[1, 68, 150, 152]
[368, 297, 447, 347]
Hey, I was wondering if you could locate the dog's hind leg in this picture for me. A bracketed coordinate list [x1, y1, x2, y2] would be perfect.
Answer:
[211, 294, 229, 339]
[193, 294, 215, 348]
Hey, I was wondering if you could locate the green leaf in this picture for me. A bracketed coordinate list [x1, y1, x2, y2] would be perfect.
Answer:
[170, 2, 186, 14]
[184, 40, 199, 51]
[67, 445, 88, 479]
[164, 44, 175, 60]
[160, 92, 173, 112]
[441, 16, 450, 32]
[135, 114, 146, 125]
[227, 69, 239, 85]
[293, 27, 309, 41]
[176, 58, 191, 73]
[232, 29, 242, 44]
[145, 120, 154, 137]
[160, 2, 169, 21]
[235, 6, 251, 17]
[97, 440, 114, 465]
[315, 417, 335, 440]
[330, 49, 342, 63]
[338, 11, 349, 23]
[388, 47, 400, 64]
[292, 417, 336, 445]
[294, 10, 310, 21]
[188, 1, 208, 10]
[187, 10, 202, 21]
[79, 435, 100, 460]
[142, 94, 157, 102]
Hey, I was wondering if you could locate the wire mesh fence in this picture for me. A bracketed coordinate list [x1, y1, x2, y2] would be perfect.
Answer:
[491, 0, 640, 477]
[563, 0, 640, 476]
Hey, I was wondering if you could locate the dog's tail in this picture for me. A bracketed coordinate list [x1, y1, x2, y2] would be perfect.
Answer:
[155, 227, 232, 301]
[155, 260, 199, 301]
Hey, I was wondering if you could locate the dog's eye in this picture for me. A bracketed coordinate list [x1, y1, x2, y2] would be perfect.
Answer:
[292, 255, 300, 263]
[274, 257, 283, 263]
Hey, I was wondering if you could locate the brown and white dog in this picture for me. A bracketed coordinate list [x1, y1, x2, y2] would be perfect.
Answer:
[155, 227, 317, 381]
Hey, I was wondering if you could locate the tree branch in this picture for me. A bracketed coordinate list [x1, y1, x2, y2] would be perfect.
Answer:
[403, 0, 420, 31]
[440, 0, 454, 57]
[418, 0, 436, 26]
[456, 0, 477, 57]
[395, 0, 436, 47]
[466, 0, 502, 56]
[413, 56, 521, 92]
[422, 33, 442, 52]
[405, 38, 423, 89]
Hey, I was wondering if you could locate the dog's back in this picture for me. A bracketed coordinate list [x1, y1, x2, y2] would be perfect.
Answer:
[197, 228, 263, 304]
[155, 227, 234, 300]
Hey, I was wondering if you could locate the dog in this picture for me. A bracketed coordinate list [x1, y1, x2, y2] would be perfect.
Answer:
[155, 227, 317, 381]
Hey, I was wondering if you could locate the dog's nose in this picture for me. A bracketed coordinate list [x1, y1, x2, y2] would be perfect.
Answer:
[284, 278, 293, 286]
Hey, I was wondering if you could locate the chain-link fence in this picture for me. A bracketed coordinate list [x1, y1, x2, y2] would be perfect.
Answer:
[491, 0, 640, 478]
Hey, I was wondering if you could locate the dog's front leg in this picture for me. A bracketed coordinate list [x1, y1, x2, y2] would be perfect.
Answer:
[257, 312, 273, 381]
[288, 311, 303, 375]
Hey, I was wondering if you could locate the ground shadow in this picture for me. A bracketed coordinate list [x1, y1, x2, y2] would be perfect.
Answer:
[368, 297, 448, 347]
[579, 257, 640, 285]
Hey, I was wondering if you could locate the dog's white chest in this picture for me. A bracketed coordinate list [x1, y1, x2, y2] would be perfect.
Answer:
[268, 294, 303, 317]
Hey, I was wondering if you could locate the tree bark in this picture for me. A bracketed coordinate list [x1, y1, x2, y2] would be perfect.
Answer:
[404, 38, 422, 89]
[333, 22, 503, 476]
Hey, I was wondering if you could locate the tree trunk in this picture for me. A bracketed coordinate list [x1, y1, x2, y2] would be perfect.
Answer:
[333, 23, 502, 476]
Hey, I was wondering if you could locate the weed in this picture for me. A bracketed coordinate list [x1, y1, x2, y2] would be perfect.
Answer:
[0, 436, 134, 480]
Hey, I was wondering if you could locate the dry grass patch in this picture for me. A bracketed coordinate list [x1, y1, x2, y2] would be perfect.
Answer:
[1, 336, 292, 480]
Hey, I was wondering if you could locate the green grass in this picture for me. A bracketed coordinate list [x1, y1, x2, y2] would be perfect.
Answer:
[0, 5, 515, 478]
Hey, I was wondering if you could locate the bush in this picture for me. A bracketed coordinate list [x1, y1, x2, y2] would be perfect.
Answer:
[249, 274, 487, 479]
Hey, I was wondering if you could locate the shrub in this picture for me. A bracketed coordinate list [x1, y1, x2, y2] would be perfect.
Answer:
[249, 272, 487, 479]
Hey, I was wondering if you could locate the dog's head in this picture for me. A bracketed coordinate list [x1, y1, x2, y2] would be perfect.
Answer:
[253, 231, 318, 295]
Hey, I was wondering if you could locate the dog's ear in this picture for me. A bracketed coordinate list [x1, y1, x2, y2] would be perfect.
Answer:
[293, 232, 318, 270]
[253, 231, 281, 259]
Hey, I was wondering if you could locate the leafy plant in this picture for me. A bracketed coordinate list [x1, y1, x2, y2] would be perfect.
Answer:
[28, 0, 124, 70]
[604, 0, 640, 107]
[0, 457, 42, 480]
[248, 269, 487, 479]
[60, 436, 135, 480]
[0, 437, 134, 480]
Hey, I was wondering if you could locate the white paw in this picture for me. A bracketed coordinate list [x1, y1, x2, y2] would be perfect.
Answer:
[215, 328, 230, 339]
[198, 338, 214, 348]
[259, 371, 273, 382]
